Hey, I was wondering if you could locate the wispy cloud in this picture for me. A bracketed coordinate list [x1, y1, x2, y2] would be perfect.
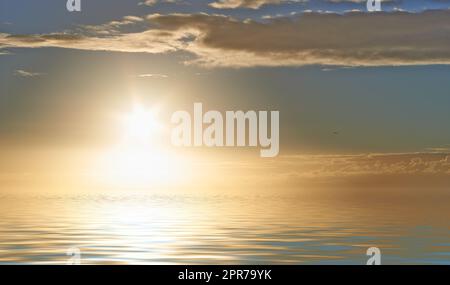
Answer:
[79, 16, 145, 36]
[327, 0, 396, 3]
[172, 151, 450, 190]
[138, 0, 183, 6]
[209, 0, 307, 9]
[281, 152, 450, 178]
[139, 0, 158, 5]
[232, 152, 450, 189]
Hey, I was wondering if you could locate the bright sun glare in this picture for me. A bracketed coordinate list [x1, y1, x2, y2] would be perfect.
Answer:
[123, 104, 162, 143]
[94, 103, 186, 189]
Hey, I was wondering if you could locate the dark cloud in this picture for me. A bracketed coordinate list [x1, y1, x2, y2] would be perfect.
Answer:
[2, 10, 450, 67]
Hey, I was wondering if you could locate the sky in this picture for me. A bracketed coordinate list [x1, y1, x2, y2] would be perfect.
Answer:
[1, 0, 450, 193]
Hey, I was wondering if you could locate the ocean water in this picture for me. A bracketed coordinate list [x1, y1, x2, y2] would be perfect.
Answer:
[0, 192, 449, 265]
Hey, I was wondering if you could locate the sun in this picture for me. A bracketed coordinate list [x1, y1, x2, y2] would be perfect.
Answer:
[92, 103, 186, 189]
[122, 103, 162, 144]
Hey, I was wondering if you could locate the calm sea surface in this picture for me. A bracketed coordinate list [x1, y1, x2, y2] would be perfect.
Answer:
[1, 192, 450, 264]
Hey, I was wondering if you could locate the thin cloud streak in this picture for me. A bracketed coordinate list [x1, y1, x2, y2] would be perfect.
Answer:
[14, 69, 46, 77]
[137, 73, 169, 78]
[209, 0, 307, 9]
